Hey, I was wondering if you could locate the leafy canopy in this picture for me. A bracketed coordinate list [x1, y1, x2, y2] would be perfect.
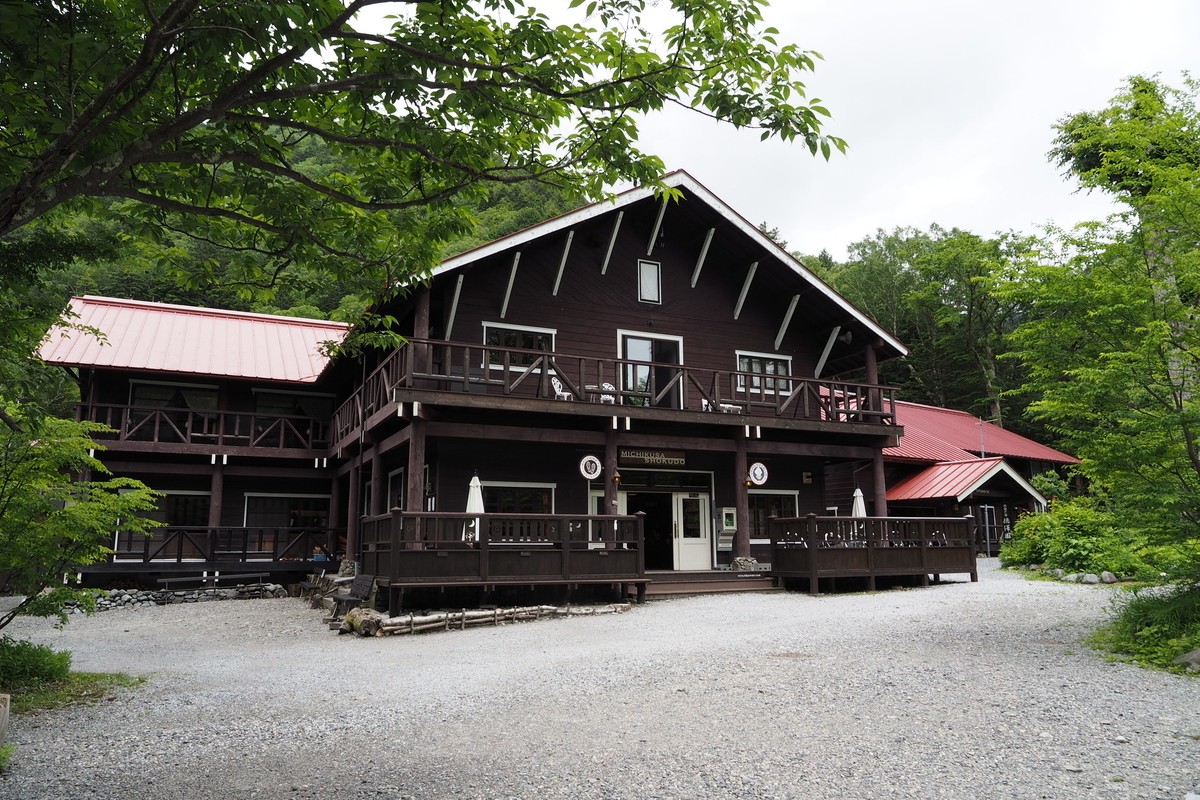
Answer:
[0, 0, 844, 298]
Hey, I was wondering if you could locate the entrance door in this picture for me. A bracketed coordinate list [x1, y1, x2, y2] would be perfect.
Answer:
[673, 493, 711, 571]
[625, 492, 674, 570]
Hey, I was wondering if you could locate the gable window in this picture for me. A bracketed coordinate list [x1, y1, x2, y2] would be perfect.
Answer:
[483, 322, 555, 368]
[638, 260, 661, 304]
[736, 351, 792, 395]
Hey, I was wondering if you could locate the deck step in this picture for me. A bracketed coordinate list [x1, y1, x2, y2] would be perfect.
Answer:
[642, 577, 777, 597]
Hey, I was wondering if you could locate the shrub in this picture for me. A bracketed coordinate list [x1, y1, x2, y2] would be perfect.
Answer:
[1001, 498, 1146, 575]
[0, 744, 13, 774]
[1091, 583, 1200, 670]
[0, 636, 71, 690]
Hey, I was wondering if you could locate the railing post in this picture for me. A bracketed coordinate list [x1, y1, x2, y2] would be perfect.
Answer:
[919, 518, 929, 585]
[806, 513, 819, 595]
[865, 518, 876, 591]
[480, 515, 489, 581]
[561, 516, 570, 580]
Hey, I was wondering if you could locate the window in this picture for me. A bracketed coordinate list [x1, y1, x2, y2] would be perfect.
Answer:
[253, 390, 334, 418]
[130, 380, 218, 410]
[619, 330, 683, 409]
[638, 260, 661, 304]
[481, 483, 555, 514]
[244, 494, 330, 529]
[387, 467, 406, 512]
[749, 492, 797, 541]
[483, 323, 555, 368]
[736, 351, 792, 395]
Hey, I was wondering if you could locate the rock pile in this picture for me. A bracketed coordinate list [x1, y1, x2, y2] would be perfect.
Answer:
[66, 583, 289, 614]
[1011, 564, 1131, 584]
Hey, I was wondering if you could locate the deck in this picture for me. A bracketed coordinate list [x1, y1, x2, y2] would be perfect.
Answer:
[332, 339, 898, 449]
[768, 515, 977, 593]
[358, 511, 648, 612]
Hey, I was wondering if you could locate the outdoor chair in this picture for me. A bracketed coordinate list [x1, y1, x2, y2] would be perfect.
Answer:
[328, 573, 376, 618]
[551, 376, 573, 401]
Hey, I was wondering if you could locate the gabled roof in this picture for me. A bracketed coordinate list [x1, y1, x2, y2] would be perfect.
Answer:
[434, 170, 909, 359]
[887, 401, 1077, 464]
[39, 296, 348, 383]
[884, 426, 976, 463]
[887, 457, 1048, 506]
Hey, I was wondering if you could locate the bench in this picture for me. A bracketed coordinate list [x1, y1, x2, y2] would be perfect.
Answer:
[328, 573, 376, 618]
[156, 572, 270, 590]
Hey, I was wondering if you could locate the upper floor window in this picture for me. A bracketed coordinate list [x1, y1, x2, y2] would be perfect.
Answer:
[483, 322, 555, 368]
[737, 351, 792, 394]
[253, 389, 334, 418]
[130, 380, 217, 410]
[638, 260, 661, 304]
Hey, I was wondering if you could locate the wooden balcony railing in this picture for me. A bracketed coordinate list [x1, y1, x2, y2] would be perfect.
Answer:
[79, 403, 331, 451]
[333, 339, 897, 442]
[111, 527, 342, 563]
[358, 511, 645, 587]
[768, 515, 977, 593]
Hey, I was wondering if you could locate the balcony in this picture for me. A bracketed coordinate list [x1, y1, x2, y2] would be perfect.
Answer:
[333, 339, 897, 445]
[79, 403, 331, 455]
[100, 526, 342, 569]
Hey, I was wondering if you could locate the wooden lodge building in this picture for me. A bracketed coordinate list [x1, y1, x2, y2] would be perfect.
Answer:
[40, 171, 1074, 604]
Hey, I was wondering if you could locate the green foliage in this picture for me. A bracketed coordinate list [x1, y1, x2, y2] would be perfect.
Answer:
[1000, 498, 1143, 576]
[7, 671, 144, 715]
[1000, 76, 1200, 579]
[0, 0, 844, 305]
[0, 636, 71, 690]
[0, 412, 160, 631]
[1090, 583, 1200, 671]
[1029, 470, 1074, 503]
[0, 743, 13, 773]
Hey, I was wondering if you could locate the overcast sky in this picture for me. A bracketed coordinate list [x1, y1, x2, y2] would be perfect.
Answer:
[628, 0, 1200, 259]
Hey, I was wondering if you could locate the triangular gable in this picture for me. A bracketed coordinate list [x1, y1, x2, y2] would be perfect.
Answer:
[434, 170, 908, 359]
[888, 457, 1048, 507]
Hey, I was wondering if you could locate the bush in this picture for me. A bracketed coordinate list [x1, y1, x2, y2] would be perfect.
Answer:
[1000, 498, 1145, 575]
[1091, 583, 1200, 670]
[0, 636, 71, 690]
[0, 744, 13, 774]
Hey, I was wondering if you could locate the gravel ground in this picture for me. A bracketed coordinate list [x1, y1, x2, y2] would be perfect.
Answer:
[1, 561, 1198, 800]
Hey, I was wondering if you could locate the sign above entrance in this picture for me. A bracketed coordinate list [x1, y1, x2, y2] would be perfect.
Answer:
[619, 448, 685, 467]
[749, 462, 769, 486]
[579, 455, 603, 481]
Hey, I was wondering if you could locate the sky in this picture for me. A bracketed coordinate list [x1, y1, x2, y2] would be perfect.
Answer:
[625, 0, 1200, 259]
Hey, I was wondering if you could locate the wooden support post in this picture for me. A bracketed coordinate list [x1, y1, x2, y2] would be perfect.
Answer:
[864, 340, 881, 419]
[407, 418, 426, 513]
[207, 463, 224, 528]
[370, 447, 384, 517]
[872, 450, 888, 517]
[414, 284, 431, 376]
[734, 427, 750, 558]
[329, 474, 342, 556]
[604, 426, 619, 513]
[346, 464, 361, 562]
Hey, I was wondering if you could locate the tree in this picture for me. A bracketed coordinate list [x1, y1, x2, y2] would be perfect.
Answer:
[0, 0, 845, 299]
[0, 411, 160, 631]
[1001, 76, 1200, 573]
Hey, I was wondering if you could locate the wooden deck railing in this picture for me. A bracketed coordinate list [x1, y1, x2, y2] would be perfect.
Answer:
[358, 511, 645, 587]
[111, 527, 342, 563]
[768, 515, 977, 593]
[333, 339, 897, 442]
[79, 404, 331, 451]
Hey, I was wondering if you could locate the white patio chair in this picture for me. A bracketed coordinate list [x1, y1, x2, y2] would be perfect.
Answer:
[550, 376, 573, 401]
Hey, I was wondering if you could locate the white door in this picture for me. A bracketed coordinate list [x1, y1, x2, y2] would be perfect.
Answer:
[673, 493, 711, 570]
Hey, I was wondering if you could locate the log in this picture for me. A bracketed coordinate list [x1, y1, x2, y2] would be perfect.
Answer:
[340, 607, 387, 636]
[0, 694, 8, 745]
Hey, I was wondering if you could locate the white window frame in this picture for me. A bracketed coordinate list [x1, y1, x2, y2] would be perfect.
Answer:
[387, 467, 406, 512]
[735, 350, 793, 395]
[479, 480, 556, 514]
[748, 488, 800, 544]
[242, 492, 332, 527]
[481, 322, 557, 373]
[618, 330, 685, 409]
[637, 259, 662, 304]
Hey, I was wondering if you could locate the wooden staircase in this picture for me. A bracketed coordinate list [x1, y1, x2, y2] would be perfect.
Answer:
[639, 570, 778, 598]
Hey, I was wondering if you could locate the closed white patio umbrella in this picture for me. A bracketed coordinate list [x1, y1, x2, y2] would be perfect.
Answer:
[851, 487, 867, 518]
[465, 473, 485, 541]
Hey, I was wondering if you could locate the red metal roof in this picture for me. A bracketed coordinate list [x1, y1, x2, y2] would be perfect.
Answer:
[887, 457, 1045, 502]
[884, 426, 976, 463]
[39, 296, 348, 383]
[889, 401, 1077, 464]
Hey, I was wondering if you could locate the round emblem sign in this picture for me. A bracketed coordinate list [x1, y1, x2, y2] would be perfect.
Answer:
[749, 462, 769, 486]
[579, 455, 603, 481]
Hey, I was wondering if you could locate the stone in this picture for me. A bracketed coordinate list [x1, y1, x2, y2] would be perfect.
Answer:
[1172, 647, 1200, 672]
[1101, 571, 1118, 584]
[1049, 569, 1064, 578]
[731, 557, 759, 572]
[1063, 573, 1083, 582]
[1082, 573, 1101, 584]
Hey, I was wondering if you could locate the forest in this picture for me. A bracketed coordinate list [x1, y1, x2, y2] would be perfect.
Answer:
[0, 0, 1197, 672]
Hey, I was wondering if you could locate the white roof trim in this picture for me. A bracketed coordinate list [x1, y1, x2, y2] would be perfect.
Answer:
[956, 460, 1048, 507]
[433, 171, 909, 356]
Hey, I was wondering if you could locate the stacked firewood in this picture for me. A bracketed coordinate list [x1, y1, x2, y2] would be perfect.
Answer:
[337, 603, 631, 636]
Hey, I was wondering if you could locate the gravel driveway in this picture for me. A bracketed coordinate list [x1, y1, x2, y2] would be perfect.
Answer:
[1, 561, 1198, 800]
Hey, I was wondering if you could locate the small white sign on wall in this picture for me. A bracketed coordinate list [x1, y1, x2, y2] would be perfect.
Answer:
[579, 455, 603, 481]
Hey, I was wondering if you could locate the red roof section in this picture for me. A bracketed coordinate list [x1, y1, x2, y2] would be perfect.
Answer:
[39, 296, 348, 383]
[888, 457, 1010, 501]
[888, 401, 1077, 464]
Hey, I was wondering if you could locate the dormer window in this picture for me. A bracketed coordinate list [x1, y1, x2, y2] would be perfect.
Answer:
[638, 260, 661, 304]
